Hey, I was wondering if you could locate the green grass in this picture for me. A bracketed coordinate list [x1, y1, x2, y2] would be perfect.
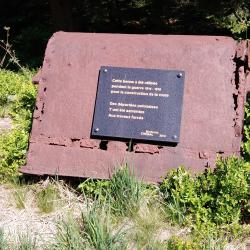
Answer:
[83, 201, 127, 250]
[108, 164, 144, 217]
[17, 233, 37, 250]
[52, 215, 86, 250]
[0, 163, 249, 249]
[78, 164, 145, 218]
[0, 229, 38, 250]
[36, 183, 59, 213]
[0, 229, 8, 250]
[76, 161, 250, 249]
[12, 187, 27, 209]
[132, 203, 165, 249]
[52, 200, 127, 250]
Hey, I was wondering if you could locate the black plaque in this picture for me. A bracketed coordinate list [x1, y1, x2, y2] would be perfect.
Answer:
[91, 66, 185, 143]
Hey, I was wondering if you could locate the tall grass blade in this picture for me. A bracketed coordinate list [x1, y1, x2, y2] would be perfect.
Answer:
[109, 164, 143, 217]
[83, 200, 127, 250]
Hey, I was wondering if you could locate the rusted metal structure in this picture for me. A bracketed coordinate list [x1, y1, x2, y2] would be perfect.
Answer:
[21, 32, 250, 182]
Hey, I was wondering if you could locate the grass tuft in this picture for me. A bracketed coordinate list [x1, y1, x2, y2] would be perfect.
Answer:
[36, 182, 59, 213]
[0, 229, 8, 250]
[12, 187, 27, 209]
[108, 164, 144, 217]
[52, 215, 85, 250]
[53, 199, 128, 250]
[83, 200, 127, 250]
[133, 202, 165, 249]
[17, 233, 37, 250]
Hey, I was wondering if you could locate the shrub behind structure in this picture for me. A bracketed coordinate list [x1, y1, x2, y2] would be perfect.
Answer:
[160, 157, 250, 226]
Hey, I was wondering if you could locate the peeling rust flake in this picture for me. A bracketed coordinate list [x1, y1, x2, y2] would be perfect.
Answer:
[134, 144, 160, 154]
[80, 139, 99, 149]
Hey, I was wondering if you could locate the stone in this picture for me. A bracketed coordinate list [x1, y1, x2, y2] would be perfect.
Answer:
[0, 117, 12, 131]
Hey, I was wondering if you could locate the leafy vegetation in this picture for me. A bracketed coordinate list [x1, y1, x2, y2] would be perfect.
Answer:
[212, 5, 250, 39]
[0, 69, 36, 181]
[242, 95, 250, 160]
[0, 163, 249, 249]
[78, 162, 250, 249]
[167, 236, 194, 250]
[160, 157, 250, 226]
[78, 178, 111, 201]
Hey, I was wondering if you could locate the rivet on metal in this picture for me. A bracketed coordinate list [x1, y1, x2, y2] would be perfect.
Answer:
[177, 73, 183, 78]
[104, 69, 108, 73]
[94, 128, 100, 132]
[172, 135, 178, 140]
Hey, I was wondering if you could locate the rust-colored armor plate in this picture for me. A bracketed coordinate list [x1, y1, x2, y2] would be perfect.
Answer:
[21, 32, 250, 182]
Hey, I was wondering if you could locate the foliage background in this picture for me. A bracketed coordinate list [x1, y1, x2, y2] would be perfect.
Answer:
[0, 0, 249, 68]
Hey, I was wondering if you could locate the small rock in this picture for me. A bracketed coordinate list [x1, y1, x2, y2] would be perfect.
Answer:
[7, 95, 17, 102]
[0, 117, 13, 131]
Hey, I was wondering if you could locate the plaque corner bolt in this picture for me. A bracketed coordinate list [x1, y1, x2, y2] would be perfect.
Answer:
[177, 73, 183, 78]
[94, 128, 100, 132]
[172, 135, 178, 140]
[104, 69, 108, 73]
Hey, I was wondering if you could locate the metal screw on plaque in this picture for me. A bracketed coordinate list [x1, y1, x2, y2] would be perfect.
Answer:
[104, 69, 108, 73]
[177, 73, 183, 78]
[94, 128, 100, 132]
[172, 135, 178, 140]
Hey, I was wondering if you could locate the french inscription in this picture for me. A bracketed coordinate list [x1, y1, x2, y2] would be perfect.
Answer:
[108, 78, 169, 126]
[91, 66, 185, 143]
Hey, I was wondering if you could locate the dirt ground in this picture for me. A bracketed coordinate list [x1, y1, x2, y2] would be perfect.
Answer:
[0, 183, 249, 249]
[0, 184, 85, 248]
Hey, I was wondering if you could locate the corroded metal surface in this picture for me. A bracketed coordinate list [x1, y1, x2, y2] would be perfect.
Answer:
[21, 32, 250, 182]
